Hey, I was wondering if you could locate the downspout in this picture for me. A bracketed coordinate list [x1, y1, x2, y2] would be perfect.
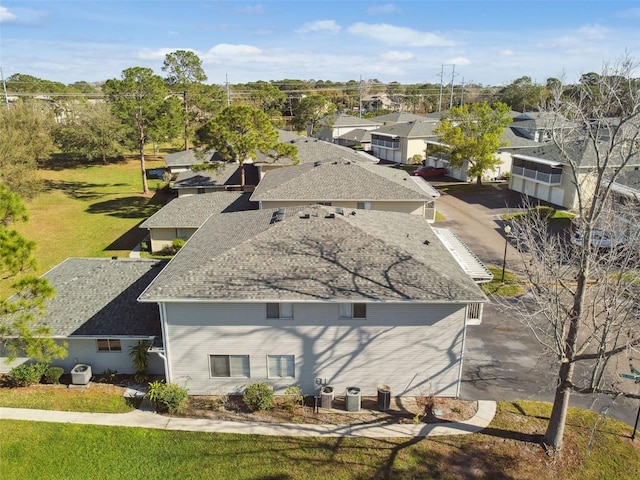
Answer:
[455, 308, 468, 398]
[158, 302, 171, 384]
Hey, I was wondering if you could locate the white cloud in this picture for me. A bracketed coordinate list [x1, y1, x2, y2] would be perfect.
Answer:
[138, 48, 181, 60]
[447, 57, 471, 66]
[347, 22, 455, 47]
[577, 23, 608, 40]
[367, 4, 399, 15]
[500, 49, 514, 57]
[236, 4, 266, 15]
[615, 8, 640, 19]
[380, 50, 414, 61]
[296, 20, 341, 34]
[0, 6, 16, 23]
[206, 44, 262, 57]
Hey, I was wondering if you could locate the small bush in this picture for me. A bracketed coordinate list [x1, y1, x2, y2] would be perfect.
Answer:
[147, 381, 188, 414]
[282, 385, 304, 412]
[43, 366, 64, 384]
[9, 362, 49, 387]
[243, 382, 274, 411]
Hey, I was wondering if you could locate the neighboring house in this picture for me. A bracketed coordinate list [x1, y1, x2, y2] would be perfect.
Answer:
[0, 258, 166, 375]
[334, 128, 373, 151]
[510, 111, 576, 143]
[425, 125, 542, 182]
[509, 138, 640, 209]
[164, 150, 224, 174]
[315, 113, 381, 144]
[171, 163, 260, 197]
[250, 159, 441, 221]
[370, 112, 432, 126]
[138, 205, 489, 397]
[139, 192, 257, 253]
[361, 93, 400, 112]
[370, 120, 440, 164]
[254, 130, 379, 179]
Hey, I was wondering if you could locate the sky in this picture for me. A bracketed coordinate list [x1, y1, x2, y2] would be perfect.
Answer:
[1, 1, 639, 87]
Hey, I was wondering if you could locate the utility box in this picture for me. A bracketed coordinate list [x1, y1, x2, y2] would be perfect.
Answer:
[320, 386, 334, 409]
[377, 384, 391, 411]
[345, 387, 361, 412]
[71, 364, 92, 385]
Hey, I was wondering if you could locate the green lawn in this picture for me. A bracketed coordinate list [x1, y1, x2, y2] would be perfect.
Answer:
[10, 157, 168, 280]
[481, 266, 526, 297]
[0, 401, 637, 480]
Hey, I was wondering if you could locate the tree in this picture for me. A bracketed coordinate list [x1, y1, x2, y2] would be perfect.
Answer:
[499, 76, 544, 112]
[292, 95, 336, 135]
[54, 102, 125, 163]
[162, 50, 208, 151]
[500, 56, 640, 451]
[0, 184, 65, 362]
[245, 81, 288, 118]
[196, 105, 294, 188]
[433, 101, 513, 185]
[0, 99, 56, 199]
[103, 67, 171, 194]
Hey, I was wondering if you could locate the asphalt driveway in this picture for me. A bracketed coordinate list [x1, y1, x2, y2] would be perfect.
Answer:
[432, 183, 640, 428]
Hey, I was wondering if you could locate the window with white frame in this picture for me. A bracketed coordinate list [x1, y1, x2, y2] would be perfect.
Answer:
[267, 355, 295, 378]
[209, 355, 250, 378]
[97, 339, 121, 352]
[339, 303, 367, 319]
[357, 201, 371, 210]
[266, 302, 293, 319]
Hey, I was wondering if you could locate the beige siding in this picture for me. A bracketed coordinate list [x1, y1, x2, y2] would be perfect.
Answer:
[162, 302, 466, 397]
[149, 228, 197, 253]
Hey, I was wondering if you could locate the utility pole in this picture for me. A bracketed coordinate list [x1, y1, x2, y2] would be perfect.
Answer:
[437, 65, 444, 112]
[225, 74, 230, 107]
[449, 65, 459, 109]
[460, 77, 465, 106]
[359, 75, 363, 118]
[1, 67, 9, 110]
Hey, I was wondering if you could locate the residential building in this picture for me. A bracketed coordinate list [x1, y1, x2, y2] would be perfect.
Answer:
[138, 205, 489, 397]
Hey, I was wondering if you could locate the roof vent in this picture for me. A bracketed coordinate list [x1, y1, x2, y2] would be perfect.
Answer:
[313, 161, 321, 167]
[271, 208, 286, 224]
[111, 256, 118, 260]
[299, 213, 310, 219]
[423, 240, 431, 245]
[335, 207, 344, 216]
[350, 211, 357, 216]
[325, 213, 335, 219]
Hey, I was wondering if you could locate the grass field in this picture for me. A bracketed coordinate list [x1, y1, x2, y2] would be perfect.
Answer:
[0, 401, 637, 480]
[12, 157, 168, 277]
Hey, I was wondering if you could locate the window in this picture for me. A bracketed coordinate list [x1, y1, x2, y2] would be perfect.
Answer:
[318, 201, 332, 206]
[197, 187, 205, 194]
[357, 202, 371, 210]
[266, 303, 293, 319]
[209, 355, 250, 378]
[97, 339, 121, 352]
[339, 303, 367, 319]
[267, 355, 295, 378]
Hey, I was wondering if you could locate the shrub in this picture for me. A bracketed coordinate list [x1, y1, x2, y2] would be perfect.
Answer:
[282, 385, 304, 412]
[43, 366, 64, 384]
[9, 362, 48, 386]
[147, 381, 188, 414]
[129, 340, 150, 384]
[243, 382, 274, 411]
[171, 238, 185, 252]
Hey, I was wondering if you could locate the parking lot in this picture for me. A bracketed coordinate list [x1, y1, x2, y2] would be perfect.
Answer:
[433, 183, 640, 427]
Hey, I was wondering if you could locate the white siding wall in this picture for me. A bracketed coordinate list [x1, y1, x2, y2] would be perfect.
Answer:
[0, 338, 165, 375]
[162, 302, 467, 397]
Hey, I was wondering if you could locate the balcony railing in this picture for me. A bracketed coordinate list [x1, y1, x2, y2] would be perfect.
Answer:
[512, 166, 562, 185]
[371, 139, 399, 149]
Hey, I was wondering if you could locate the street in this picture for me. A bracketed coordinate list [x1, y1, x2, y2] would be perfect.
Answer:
[433, 183, 640, 428]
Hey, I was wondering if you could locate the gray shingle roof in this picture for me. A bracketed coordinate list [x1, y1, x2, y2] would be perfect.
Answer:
[336, 128, 372, 143]
[139, 206, 486, 303]
[370, 112, 432, 124]
[261, 130, 379, 166]
[328, 113, 382, 128]
[36, 258, 165, 338]
[250, 160, 439, 202]
[164, 150, 223, 168]
[371, 120, 439, 139]
[139, 192, 256, 229]
[172, 163, 260, 189]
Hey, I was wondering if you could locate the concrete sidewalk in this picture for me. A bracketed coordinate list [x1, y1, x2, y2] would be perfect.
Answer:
[0, 400, 496, 438]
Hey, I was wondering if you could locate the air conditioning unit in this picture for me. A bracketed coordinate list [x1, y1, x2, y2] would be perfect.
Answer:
[71, 364, 92, 385]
